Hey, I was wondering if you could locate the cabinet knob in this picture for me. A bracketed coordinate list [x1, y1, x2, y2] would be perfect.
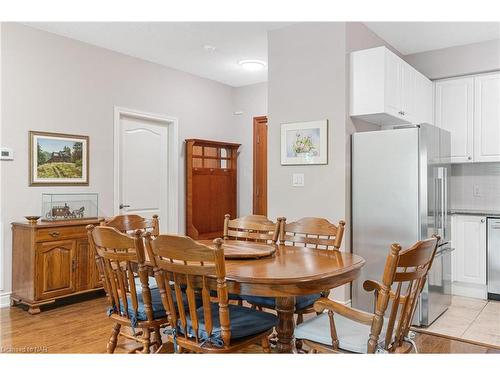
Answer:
[481, 219, 485, 223]
[468, 156, 472, 160]
[49, 231, 60, 238]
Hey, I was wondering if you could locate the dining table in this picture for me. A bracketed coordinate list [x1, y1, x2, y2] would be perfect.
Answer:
[197, 239, 365, 353]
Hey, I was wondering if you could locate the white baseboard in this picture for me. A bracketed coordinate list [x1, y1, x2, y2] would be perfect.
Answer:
[452, 282, 487, 300]
[0, 291, 11, 308]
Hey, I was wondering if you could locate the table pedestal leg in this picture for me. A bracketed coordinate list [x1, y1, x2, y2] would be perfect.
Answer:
[275, 296, 296, 353]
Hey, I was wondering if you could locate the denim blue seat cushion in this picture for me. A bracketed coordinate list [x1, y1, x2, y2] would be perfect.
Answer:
[209, 289, 243, 301]
[242, 293, 322, 310]
[117, 277, 200, 322]
[179, 303, 278, 341]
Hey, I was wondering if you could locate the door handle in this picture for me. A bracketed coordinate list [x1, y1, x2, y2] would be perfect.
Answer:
[119, 204, 131, 209]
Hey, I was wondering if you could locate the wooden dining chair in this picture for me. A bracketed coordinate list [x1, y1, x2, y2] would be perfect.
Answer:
[279, 217, 346, 324]
[223, 214, 280, 306]
[87, 225, 169, 354]
[295, 236, 440, 354]
[101, 214, 159, 236]
[144, 233, 277, 353]
[242, 217, 345, 323]
[223, 214, 280, 244]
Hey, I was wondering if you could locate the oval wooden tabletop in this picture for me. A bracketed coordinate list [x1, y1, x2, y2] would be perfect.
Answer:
[197, 239, 365, 297]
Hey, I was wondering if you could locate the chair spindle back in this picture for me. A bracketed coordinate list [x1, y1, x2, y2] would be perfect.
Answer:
[144, 234, 231, 347]
[279, 217, 345, 250]
[223, 214, 279, 244]
[365, 236, 440, 352]
[87, 225, 154, 322]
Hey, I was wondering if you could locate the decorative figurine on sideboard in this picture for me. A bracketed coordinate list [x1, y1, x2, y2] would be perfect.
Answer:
[41, 193, 98, 222]
[45, 203, 85, 220]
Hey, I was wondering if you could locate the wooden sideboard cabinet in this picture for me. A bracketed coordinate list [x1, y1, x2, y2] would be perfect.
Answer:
[11, 218, 104, 314]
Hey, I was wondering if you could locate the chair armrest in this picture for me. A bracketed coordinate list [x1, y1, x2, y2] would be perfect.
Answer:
[363, 280, 406, 304]
[313, 298, 374, 326]
[363, 279, 382, 292]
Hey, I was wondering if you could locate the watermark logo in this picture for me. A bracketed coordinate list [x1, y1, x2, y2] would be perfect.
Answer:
[1, 346, 49, 353]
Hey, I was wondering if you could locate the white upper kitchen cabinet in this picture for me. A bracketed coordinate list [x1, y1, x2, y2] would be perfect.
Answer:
[452, 215, 486, 289]
[474, 72, 500, 162]
[434, 77, 474, 163]
[350, 46, 433, 126]
[415, 71, 433, 126]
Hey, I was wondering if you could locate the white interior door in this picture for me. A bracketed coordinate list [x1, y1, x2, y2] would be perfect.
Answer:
[117, 114, 168, 231]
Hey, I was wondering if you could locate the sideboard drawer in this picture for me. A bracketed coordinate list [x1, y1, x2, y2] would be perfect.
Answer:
[36, 225, 87, 242]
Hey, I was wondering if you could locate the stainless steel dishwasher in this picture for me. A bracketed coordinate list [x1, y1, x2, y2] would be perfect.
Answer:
[487, 218, 500, 300]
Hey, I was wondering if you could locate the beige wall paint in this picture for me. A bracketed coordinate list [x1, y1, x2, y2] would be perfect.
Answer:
[231, 83, 268, 217]
[404, 39, 500, 80]
[0, 23, 249, 302]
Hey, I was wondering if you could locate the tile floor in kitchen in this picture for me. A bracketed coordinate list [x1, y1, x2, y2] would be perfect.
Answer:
[420, 295, 500, 347]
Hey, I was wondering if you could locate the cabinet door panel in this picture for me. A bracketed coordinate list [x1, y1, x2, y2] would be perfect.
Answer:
[453, 215, 486, 285]
[401, 64, 415, 122]
[435, 78, 474, 163]
[76, 239, 91, 291]
[415, 73, 433, 125]
[384, 50, 402, 118]
[474, 72, 500, 162]
[36, 240, 76, 300]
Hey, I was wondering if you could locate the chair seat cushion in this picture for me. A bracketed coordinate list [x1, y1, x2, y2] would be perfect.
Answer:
[180, 303, 278, 342]
[242, 294, 322, 310]
[295, 312, 389, 353]
[209, 289, 243, 301]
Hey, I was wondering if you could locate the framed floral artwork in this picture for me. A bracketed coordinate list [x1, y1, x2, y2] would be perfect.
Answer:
[280, 120, 328, 165]
[29, 131, 89, 186]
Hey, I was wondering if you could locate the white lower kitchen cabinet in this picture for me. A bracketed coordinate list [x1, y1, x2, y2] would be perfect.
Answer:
[451, 215, 487, 299]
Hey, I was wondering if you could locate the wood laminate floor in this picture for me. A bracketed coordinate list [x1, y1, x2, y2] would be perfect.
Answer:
[1, 293, 499, 354]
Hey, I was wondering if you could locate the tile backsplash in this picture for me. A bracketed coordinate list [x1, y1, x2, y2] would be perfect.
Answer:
[450, 163, 500, 211]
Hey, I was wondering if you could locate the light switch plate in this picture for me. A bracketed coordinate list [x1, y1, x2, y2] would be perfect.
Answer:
[292, 173, 305, 187]
[473, 185, 481, 197]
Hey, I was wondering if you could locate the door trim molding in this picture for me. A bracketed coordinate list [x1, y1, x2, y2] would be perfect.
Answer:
[113, 106, 179, 233]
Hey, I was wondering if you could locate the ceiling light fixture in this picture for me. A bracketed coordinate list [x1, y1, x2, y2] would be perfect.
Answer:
[238, 59, 267, 71]
[203, 44, 217, 52]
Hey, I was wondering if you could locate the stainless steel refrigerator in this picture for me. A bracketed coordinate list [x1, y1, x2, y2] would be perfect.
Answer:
[351, 124, 453, 326]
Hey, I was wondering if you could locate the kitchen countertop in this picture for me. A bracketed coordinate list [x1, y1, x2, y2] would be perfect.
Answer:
[451, 208, 500, 217]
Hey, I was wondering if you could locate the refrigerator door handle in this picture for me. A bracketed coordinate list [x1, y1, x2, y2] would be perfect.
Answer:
[443, 167, 448, 240]
[436, 167, 445, 239]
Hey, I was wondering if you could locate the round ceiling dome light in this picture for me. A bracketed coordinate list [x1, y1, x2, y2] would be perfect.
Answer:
[238, 59, 267, 71]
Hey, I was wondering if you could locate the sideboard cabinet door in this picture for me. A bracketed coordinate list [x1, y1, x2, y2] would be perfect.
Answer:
[35, 240, 76, 300]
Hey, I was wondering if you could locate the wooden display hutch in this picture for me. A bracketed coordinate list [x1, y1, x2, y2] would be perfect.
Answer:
[185, 139, 240, 239]
[11, 218, 104, 314]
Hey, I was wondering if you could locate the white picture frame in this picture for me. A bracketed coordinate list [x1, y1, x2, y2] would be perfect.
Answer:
[280, 120, 328, 165]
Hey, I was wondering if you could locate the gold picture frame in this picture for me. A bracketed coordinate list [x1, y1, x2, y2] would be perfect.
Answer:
[29, 131, 89, 186]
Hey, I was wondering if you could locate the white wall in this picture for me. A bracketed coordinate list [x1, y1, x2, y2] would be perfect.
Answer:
[404, 39, 500, 80]
[268, 23, 348, 301]
[0, 23, 252, 304]
[232, 82, 268, 217]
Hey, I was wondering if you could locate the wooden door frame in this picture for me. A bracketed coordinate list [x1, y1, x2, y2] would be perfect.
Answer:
[253, 116, 268, 216]
[113, 107, 179, 233]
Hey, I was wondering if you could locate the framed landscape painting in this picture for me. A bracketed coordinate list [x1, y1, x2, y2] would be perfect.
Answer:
[281, 120, 328, 165]
[29, 131, 89, 186]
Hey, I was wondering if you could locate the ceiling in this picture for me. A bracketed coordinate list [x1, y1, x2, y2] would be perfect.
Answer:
[364, 22, 500, 55]
[26, 22, 292, 87]
[27, 22, 500, 87]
